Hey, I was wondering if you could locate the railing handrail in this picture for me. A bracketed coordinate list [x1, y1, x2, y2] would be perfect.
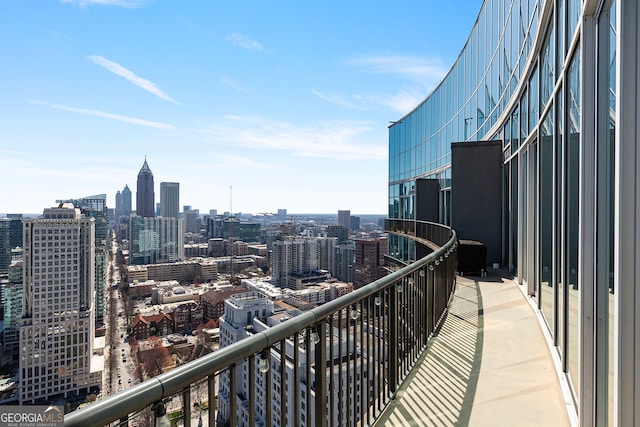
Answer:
[66, 224, 456, 427]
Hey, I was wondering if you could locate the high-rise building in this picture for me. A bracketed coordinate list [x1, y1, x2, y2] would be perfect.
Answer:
[217, 291, 370, 426]
[353, 237, 387, 289]
[337, 210, 350, 230]
[350, 216, 360, 231]
[184, 209, 199, 234]
[115, 190, 122, 219]
[333, 243, 355, 283]
[0, 217, 22, 274]
[129, 215, 184, 265]
[56, 195, 109, 328]
[19, 204, 101, 404]
[270, 238, 322, 289]
[160, 182, 180, 218]
[136, 158, 155, 218]
[326, 224, 349, 244]
[121, 185, 132, 216]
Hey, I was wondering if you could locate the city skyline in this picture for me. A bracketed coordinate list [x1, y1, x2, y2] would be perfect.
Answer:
[0, 0, 481, 215]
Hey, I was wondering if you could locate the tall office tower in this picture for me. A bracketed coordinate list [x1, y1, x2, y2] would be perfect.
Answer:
[129, 215, 184, 265]
[121, 185, 132, 216]
[318, 237, 337, 272]
[136, 158, 155, 218]
[184, 209, 199, 234]
[353, 237, 388, 289]
[350, 216, 360, 231]
[270, 238, 320, 289]
[218, 291, 370, 426]
[160, 182, 180, 218]
[326, 224, 349, 244]
[115, 190, 122, 219]
[338, 210, 351, 230]
[19, 204, 101, 404]
[333, 243, 355, 283]
[0, 217, 23, 274]
[56, 195, 109, 328]
[277, 209, 287, 221]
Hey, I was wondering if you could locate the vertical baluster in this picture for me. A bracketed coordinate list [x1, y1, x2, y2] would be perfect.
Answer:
[338, 312, 344, 426]
[280, 338, 287, 427]
[328, 315, 334, 427]
[305, 328, 311, 426]
[249, 354, 255, 427]
[230, 364, 237, 427]
[293, 332, 300, 426]
[264, 348, 272, 427]
[183, 387, 191, 427]
[360, 299, 365, 425]
[208, 373, 216, 427]
[352, 303, 357, 427]
[315, 320, 327, 426]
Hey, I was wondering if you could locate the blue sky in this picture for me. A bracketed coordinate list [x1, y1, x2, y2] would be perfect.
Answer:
[1, 0, 481, 215]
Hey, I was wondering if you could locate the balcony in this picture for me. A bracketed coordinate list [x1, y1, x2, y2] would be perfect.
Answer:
[65, 221, 570, 426]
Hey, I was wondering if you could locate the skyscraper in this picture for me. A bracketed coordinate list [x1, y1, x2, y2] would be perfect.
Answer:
[121, 184, 132, 216]
[338, 210, 351, 231]
[136, 158, 155, 218]
[115, 190, 122, 219]
[20, 204, 101, 404]
[160, 182, 180, 218]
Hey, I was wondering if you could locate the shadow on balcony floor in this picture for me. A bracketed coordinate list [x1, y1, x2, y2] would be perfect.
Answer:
[376, 271, 572, 427]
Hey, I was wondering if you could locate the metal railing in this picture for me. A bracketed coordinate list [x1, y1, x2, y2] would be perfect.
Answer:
[66, 223, 457, 427]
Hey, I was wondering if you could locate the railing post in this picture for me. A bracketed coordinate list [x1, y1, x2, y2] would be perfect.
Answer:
[229, 364, 237, 427]
[182, 387, 191, 427]
[389, 282, 398, 398]
[249, 354, 255, 427]
[208, 374, 216, 427]
[314, 320, 327, 426]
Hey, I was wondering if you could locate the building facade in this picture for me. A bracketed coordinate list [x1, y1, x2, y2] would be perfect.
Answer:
[159, 182, 180, 218]
[19, 204, 101, 404]
[270, 238, 321, 289]
[337, 210, 350, 231]
[353, 238, 387, 289]
[128, 215, 184, 265]
[121, 185, 132, 217]
[217, 291, 369, 427]
[388, 0, 639, 424]
[136, 158, 155, 218]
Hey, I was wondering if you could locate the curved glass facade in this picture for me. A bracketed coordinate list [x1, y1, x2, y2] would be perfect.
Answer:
[388, 0, 640, 425]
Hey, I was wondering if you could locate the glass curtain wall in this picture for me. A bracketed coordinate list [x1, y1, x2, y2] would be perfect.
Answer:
[387, 0, 603, 418]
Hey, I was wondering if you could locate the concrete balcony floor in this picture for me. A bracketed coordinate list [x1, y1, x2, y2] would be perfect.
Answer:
[376, 271, 573, 426]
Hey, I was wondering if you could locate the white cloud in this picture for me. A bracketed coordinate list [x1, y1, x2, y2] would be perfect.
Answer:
[349, 54, 447, 87]
[88, 55, 181, 104]
[220, 76, 248, 93]
[61, 0, 146, 7]
[30, 100, 175, 130]
[197, 116, 386, 161]
[227, 33, 264, 51]
[354, 91, 425, 114]
[312, 90, 361, 110]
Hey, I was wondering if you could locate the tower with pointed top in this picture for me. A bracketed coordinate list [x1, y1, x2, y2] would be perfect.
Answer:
[136, 158, 155, 218]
